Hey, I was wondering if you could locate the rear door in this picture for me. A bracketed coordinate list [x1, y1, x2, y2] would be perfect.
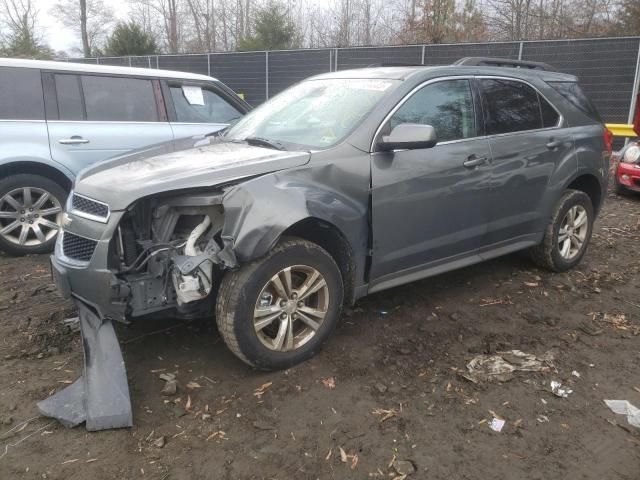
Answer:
[477, 77, 573, 249]
[162, 80, 245, 139]
[45, 73, 173, 175]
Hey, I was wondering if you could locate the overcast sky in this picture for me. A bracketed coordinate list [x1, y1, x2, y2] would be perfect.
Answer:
[34, 0, 129, 54]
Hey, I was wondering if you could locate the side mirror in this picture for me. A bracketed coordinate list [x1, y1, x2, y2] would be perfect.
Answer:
[378, 123, 438, 151]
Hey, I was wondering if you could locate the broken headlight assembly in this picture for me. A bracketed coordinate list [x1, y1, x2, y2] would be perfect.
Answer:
[113, 192, 228, 317]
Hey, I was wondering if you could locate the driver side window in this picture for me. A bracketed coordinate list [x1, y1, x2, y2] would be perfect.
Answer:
[390, 79, 476, 143]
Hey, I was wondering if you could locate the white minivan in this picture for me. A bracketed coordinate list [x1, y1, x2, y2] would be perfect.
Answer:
[0, 58, 250, 255]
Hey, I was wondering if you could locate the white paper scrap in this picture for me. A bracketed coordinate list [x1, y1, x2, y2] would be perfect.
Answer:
[489, 418, 505, 432]
[182, 85, 205, 105]
[604, 400, 640, 428]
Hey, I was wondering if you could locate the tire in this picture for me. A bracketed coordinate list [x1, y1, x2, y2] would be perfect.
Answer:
[0, 174, 67, 256]
[216, 237, 344, 370]
[530, 189, 594, 272]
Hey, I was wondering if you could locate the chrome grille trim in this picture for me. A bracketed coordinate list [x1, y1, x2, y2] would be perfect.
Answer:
[71, 193, 110, 223]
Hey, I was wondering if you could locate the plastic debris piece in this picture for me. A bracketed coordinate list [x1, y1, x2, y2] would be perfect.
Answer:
[463, 350, 555, 383]
[489, 418, 505, 432]
[604, 400, 640, 428]
[550, 381, 573, 398]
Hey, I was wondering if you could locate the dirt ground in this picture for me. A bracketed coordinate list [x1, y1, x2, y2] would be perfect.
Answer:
[0, 189, 639, 480]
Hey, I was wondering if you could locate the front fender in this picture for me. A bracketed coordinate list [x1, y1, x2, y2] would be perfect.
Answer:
[221, 170, 368, 263]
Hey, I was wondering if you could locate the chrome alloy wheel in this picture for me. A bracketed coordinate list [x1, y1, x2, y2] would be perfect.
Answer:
[0, 187, 62, 246]
[558, 205, 588, 260]
[253, 265, 329, 352]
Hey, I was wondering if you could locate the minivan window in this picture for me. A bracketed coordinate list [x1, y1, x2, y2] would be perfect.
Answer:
[55, 74, 83, 120]
[390, 79, 476, 142]
[81, 75, 158, 122]
[480, 79, 549, 135]
[170, 85, 242, 124]
[547, 81, 602, 122]
[0, 67, 44, 120]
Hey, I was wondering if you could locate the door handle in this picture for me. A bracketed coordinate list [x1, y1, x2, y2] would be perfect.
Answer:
[59, 136, 90, 145]
[546, 139, 561, 150]
[463, 155, 489, 168]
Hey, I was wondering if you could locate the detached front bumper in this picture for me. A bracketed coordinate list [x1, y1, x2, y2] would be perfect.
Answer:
[617, 162, 640, 192]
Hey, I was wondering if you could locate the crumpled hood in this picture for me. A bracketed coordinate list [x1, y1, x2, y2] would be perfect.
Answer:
[74, 138, 311, 210]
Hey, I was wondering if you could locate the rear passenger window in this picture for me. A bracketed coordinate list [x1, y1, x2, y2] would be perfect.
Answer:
[55, 74, 83, 120]
[480, 79, 553, 135]
[390, 79, 476, 142]
[0, 66, 44, 120]
[81, 75, 158, 122]
[170, 85, 242, 124]
[547, 81, 602, 122]
[540, 96, 560, 127]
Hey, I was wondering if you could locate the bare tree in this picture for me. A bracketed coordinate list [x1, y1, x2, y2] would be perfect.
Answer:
[51, 0, 115, 56]
[1, 0, 53, 57]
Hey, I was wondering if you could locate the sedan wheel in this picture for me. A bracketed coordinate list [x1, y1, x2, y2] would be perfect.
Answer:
[557, 205, 588, 260]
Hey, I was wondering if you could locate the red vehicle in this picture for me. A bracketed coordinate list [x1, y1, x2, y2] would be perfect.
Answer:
[614, 141, 640, 194]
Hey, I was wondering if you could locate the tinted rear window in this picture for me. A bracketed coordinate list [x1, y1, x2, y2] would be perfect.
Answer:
[547, 81, 602, 122]
[479, 79, 543, 135]
[55, 74, 83, 120]
[0, 67, 44, 120]
[81, 75, 158, 122]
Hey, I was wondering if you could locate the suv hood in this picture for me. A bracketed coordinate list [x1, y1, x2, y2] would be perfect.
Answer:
[74, 139, 311, 210]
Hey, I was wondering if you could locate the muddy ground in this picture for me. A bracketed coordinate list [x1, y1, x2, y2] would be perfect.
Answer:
[0, 190, 639, 480]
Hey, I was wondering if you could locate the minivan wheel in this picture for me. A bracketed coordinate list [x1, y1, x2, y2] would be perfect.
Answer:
[530, 189, 594, 272]
[0, 174, 66, 256]
[216, 237, 344, 370]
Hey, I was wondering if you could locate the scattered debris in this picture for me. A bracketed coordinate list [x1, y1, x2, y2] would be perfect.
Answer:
[462, 350, 555, 383]
[571, 371, 581, 378]
[186, 381, 202, 390]
[322, 377, 336, 389]
[372, 406, 400, 423]
[153, 436, 166, 448]
[604, 400, 640, 428]
[550, 381, 573, 398]
[374, 383, 388, 393]
[393, 459, 416, 476]
[253, 382, 272, 399]
[252, 420, 276, 431]
[489, 418, 506, 432]
[160, 372, 178, 396]
[537, 415, 549, 423]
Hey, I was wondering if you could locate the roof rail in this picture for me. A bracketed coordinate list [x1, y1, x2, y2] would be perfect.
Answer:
[366, 62, 423, 68]
[453, 57, 556, 71]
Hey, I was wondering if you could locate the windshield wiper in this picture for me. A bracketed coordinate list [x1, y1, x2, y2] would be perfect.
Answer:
[244, 136, 286, 151]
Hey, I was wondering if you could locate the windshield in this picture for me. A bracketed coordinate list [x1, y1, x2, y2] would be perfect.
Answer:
[224, 78, 400, 150]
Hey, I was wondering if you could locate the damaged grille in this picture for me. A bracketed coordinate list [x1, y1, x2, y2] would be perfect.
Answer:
[62, 232, 97, 262]
[71, 194, 109, 220]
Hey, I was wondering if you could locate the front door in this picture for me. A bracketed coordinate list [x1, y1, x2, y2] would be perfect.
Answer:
[46, 73, 174, 176]
[370, 78, 492, 289]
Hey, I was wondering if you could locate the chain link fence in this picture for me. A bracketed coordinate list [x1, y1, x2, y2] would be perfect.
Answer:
[62, 36, 640, 123]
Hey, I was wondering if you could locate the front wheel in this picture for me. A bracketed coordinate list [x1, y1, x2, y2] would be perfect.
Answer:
[0, 174, 66, 256]
[530, 189, 594, 272]
[216, 237, 344, 370]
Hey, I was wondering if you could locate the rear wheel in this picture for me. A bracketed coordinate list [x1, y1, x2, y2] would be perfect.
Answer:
[216, 237, 344, 370]
[530, 189, 594, 272]
[0, 174, 66, 256]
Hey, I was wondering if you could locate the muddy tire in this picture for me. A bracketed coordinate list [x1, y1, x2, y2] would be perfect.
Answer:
[216, 237, 343, 370]
[0, 174, 67, 256]
[530, 189, 594, 272]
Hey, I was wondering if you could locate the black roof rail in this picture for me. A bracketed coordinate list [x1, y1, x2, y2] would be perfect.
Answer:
[453, 57, 556, 71]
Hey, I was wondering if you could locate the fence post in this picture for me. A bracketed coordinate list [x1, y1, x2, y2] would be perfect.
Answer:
[265, 51, 269, 100]
[518, 41, 524, 60]
[329, 49, 332, 72]
[148, 56, 151, 68]
[628, 39, 640, 125]
[421, 45, 426, 64]
[156, 55, 159, 69]
[207, 54, 211, 77]
[128, 57, 132, 67]
[96, 57, 100, 64]
[334, 48, 339, 71]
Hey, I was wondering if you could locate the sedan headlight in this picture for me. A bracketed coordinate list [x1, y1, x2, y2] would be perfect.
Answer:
[622, 144, 640, 163]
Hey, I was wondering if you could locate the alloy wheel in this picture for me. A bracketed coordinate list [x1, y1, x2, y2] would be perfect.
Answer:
[0, 187, 62, 247]
[253, 265, 329, 352]
[557, 205, 588, 260]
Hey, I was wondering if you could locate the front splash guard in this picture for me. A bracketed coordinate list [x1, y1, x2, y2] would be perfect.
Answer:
[38, 300, 133, 431]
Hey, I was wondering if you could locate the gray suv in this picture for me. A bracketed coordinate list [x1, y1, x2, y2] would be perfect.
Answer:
[0, 58, 249, 255]
[52, 58, 609, 370]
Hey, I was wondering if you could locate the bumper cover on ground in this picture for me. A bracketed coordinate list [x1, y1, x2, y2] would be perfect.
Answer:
[37, 300, 133, 431]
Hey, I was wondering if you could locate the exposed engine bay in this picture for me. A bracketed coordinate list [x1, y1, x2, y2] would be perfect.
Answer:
[112, 191, 236, 320]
